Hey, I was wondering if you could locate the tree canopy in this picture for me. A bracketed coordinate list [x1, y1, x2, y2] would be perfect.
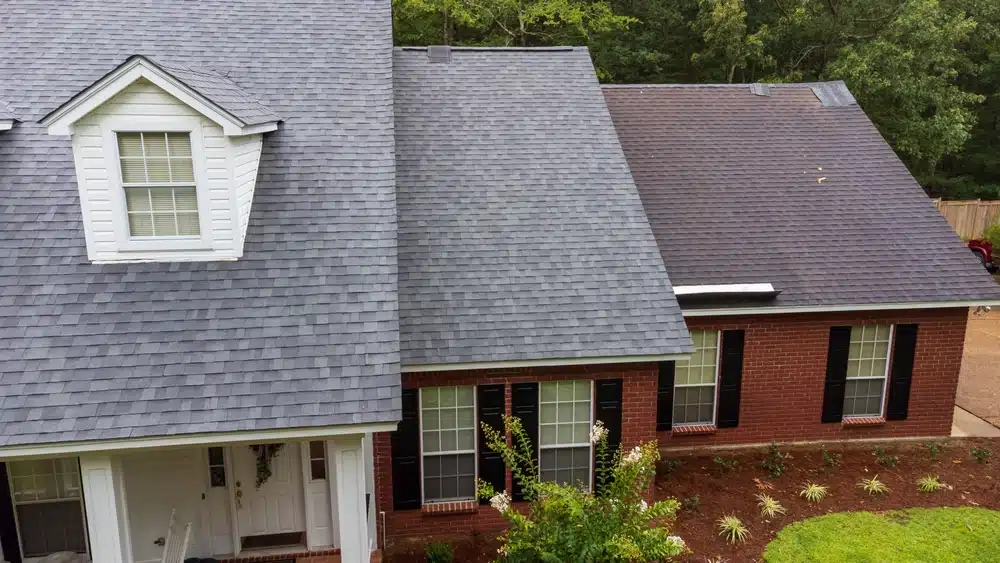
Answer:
[393, 0, 1000, 199]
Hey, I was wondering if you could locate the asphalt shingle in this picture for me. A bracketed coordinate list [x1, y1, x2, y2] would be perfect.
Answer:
[394, 47, 691, 365]
[603, 83, 1000, 310]
[0, 0, 400, 447]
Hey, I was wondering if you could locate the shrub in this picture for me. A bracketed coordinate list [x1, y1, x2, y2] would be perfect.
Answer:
[660, 458, 683, 479]
[681, 494, 701, 513]
[424, 542, 454, 563]
[858, 475, 890, 495]
[756, 493, 786, 519]
[971, 446, 993, 464]
[982, 220, 1000, 247]
[874, 447, 899, 467]
[716, 515, 750, 544]
[478, 416, 687, 561]
[799, 483, 828, 503]
[925, 441, 943, 461]
[917, 476, 946, 493]
[761, 441, 788, 478]
[713, 456, 739, 474]
[821, 448, 842, 470]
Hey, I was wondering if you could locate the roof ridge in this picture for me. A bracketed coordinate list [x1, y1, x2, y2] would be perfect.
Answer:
[396, 46, 579, 52]
[601, 81, 845, 89]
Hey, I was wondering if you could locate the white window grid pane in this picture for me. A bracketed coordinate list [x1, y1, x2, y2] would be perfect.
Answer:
[673, 330, 720, 426]
[420, 386, 477, 503]
[843, 325, 893, 418]
[10, 458, 80, 503]
[422, 453, 476, 503]
[118, 132, 199, 238]
[539, 380, 592, 448]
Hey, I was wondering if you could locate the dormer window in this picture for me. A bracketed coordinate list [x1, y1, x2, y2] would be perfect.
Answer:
[39, 55, 280, 263]
[117, 132, 201, 238]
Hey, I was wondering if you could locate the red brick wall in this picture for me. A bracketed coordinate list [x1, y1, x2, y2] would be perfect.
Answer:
[662, 308, 968, 448]
[372, 363, 659, 547]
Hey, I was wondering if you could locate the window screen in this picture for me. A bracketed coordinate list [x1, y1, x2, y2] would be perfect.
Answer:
[420, 386, 476, 502]
[844, 325, 893, 417]
[673, 330, 720, 425]
[539, 380, 592, 488]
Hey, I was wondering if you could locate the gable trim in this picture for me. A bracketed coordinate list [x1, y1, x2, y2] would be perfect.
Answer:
[0, 422, 398, 461]
[682, 300, 1000, 317]
[401, 353, 690, 373]
[40, 56, 277, 136]
[0, 120, 13, 131]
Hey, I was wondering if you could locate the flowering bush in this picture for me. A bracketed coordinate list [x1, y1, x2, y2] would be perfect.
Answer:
[479, 415, 685, 562]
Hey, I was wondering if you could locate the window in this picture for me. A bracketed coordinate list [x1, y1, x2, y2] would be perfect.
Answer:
[207, 447, 226, 487]
[539, 380, 592, 488]
[117, 132, 200, 238]
[309, 441, 327, 480]
[420, 386, 476, 503]
[9, 458, 81, 502]
[673, 330, 720, 426]
[844, 325, 893, 418]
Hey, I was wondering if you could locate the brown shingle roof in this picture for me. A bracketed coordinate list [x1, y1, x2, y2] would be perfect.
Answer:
[603, 83, 1000, 310]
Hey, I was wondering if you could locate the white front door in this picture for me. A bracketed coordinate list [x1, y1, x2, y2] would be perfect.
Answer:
[231, 443, 305, 539]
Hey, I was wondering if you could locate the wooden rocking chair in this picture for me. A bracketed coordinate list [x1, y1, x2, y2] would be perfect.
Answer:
[160, 509, 192, 563]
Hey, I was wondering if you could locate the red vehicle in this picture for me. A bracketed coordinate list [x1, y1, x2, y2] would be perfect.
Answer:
[969, 239, 999, 273]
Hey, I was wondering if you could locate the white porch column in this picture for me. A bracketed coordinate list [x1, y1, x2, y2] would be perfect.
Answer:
[330, 435, 370, 563]
[80, 454, 130, 563]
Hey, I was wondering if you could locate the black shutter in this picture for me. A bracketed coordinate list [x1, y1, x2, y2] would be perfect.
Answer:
[822, 326, 853, 423]
[478, 384, 506, 502]
[717, 330, 745, 428]
[510, 382, 538, 501]
[594, 379, 624, 496]
[391, 389, 421, 510]
[887, 324, 919, 421]
[656, 361, 675, 431]
[0, 463, 21, 563]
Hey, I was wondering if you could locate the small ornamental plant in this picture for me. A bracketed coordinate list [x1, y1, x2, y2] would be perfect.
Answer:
[799, 483, 828, 503]
[761, 441, 788, 478]
[716, 515, 750, 544]
[858, 475, 889, 495]
[873, 447, 899, 468]
[917, 476, 947, 493]
[755, 493, 786, 519]
[971, 446, 993, 464]
[713, 456, 740, 474]
[479, 416, 687, 562]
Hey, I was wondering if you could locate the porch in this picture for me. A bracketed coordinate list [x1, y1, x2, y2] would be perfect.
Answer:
[0, 435, 377, 563]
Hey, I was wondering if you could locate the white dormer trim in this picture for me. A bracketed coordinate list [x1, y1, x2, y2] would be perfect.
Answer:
[40, 56, 278, 137]
[0, 120, 13, 131]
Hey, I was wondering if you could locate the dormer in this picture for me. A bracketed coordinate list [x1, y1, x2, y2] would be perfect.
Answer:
[0, 101, 16, 131]
[40, 55, 281, 262]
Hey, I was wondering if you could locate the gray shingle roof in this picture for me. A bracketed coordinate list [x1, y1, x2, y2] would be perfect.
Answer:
[603, 83, 1000, 310]
[0, 101, 15, 121]
[0, 0, 400, 447]
[147, 57, 283, 126]
[394, 47, 691, 365]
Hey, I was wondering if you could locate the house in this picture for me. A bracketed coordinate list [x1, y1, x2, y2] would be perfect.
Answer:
[2, 3, 999, 563]
[601, 83, 1000, 447]
[0, 1, 401, 562]
[1, 4, 693, 563]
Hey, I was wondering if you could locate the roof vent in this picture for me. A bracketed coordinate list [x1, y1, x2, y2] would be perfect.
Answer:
[427, 45, 452, 63]
[811, 81, 857, 107]
[750, 83, 770, 97]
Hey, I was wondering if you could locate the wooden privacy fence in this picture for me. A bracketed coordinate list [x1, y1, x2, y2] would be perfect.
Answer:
[934, 199, 1000, 240]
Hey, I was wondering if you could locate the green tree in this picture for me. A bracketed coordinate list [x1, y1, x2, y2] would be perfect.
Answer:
[691, 0, 773, 82]
[826, 0, 983, 178]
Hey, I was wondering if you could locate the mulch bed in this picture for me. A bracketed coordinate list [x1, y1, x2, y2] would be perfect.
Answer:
[660, 437, 1000, 562]
[385, 437, 1000, 562]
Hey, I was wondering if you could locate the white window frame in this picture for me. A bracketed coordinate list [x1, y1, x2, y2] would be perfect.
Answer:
[206, 446, 227, 488]
[100, 115, 213, 252]
[418, 386, 478, 505]
[538, 380, 595, 491]
[6, 457, 90, 559]
[672, 330, 722, 428]
[307, 441, 327, 482]
[843, 324, 895, 419]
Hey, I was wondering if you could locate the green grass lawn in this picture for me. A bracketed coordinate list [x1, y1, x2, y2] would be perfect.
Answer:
[763, 507, 1000, 563]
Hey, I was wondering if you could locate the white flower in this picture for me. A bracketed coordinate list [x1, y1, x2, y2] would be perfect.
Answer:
[489, 491, 511, 514]
[622, 445, 643, 464]
[589, 421, 608, 444]
[666, 536, 686, 549]
[639, 499, 649, 512]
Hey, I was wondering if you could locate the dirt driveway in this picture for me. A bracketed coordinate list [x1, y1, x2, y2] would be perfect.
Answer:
[956, 306, 1000, 428]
